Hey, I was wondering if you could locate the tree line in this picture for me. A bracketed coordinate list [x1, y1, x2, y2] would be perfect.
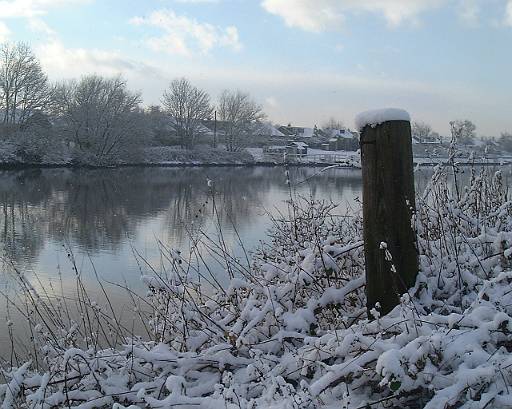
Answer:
[0, 42, 265, 164]
[2, 42, 511, 165]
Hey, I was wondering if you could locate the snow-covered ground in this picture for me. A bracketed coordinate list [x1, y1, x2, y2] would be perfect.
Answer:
[246, 147, 361, 167]
[144, 146, 254, 165]
[1, 165, 512, 408]
[0, 142, 255, 167]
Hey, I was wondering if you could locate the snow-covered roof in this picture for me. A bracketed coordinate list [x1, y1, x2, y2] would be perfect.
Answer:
[324, 128, 355, 139]
[279, 126, 315, 138]
[355, 108, 410, 132]
[255, 122, 285, 137]
[299, 128, 315, 138]
[291, 142, 308, 148]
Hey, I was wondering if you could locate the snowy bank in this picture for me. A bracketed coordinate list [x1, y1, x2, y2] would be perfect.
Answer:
[0, 141, 255, 168]
[1, 165, 512, 408]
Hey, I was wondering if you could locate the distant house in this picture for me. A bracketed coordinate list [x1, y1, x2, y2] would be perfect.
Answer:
[253, 122, 286, 138]
[164, 117, 217, 137]
[278, 125, 315, 138]
[201, 120, 228, 138]
[323, 128, 359, 151]
[287, 141, 308, 156]
[264, 145, 288, 154]
[412, 133, 443, 145]
[323, 127, 356, 140]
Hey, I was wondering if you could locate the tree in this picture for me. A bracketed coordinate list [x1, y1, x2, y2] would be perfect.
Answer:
[53, 75, 143, 164]
[162, 78, 212, 149]
[430, 131, 442, 144]
[145, 105, 175, 146]
[0, 42, 51, 127]
[322, 117, 345, 130]
[412, 121, 432, 143]
[498, 132, 512, 153]
[218, 90, 265, 152]
[450, 120, 476, 145]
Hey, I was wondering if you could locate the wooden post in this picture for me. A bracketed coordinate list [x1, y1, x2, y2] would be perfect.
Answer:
[360, 119, 419, 316]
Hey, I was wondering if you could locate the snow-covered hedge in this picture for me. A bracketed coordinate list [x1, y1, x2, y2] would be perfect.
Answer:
[144, 146, 254, 165]
[1, 165, 512, 408]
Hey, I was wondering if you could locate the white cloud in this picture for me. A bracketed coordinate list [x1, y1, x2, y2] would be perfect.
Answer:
[36, 40, 161, 79]
[0, 0, 88, 18]
[458, 0, 481, 25]
[261, 0, 344, 32]
[130, 9, 242, 56]
[0, 21, 10, 41]
[262, 0, 512, 31]
[265, 96, 279, 108]
[174, 0, 219, 3]
[27, 17, 56, 35]
[261, 0, 448, 31]
[0, 0, 89, 39]
[506, 0, 512, 25]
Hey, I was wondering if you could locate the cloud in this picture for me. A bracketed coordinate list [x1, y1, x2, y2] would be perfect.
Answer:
[0, 21, 10, 41]
[130, 9, 242, 56]
[0, 0, 89, 38]
[0, 0, 88, 18]
[27, 17, 56, 35]
[265, 96, 279, 108]
[174, 0, 219, 3]
[36, 40, 162, 79]
[457, 0, 481, 25]
[506, 0, 512, 25]
[262, 0, 512, 31]
[261, 0, 449, 31]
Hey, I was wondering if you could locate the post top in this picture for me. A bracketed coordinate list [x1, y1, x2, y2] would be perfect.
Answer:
[355, 108, 410, 132]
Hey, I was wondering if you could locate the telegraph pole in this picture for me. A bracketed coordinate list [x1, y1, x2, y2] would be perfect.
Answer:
[213, 110, 217, 148]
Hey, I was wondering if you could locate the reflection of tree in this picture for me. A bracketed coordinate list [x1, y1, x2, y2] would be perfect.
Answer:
[0, 165, 475, 269]
[0, 170, 49, 265]
[163, 167, 276, 243]
[0, 167, 288, 266]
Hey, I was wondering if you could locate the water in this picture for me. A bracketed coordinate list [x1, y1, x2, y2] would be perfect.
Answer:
[0, 165, 509, 357]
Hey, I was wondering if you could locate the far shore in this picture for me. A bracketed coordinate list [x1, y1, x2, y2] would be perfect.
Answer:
[0, 158, 510, 171]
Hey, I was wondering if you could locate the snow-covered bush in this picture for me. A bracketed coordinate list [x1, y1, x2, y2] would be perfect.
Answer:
[53, 75, 145, 166]
[1, 165, 512, 408]
[144, 146, 255, 165]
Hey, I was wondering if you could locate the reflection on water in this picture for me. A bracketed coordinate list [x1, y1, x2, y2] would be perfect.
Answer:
[0, 165, 509, 355]
[0, 167, 363, 265]
[0, 166, 365, 354]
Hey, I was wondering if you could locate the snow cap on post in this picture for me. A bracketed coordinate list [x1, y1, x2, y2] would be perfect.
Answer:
[355, 108, 410, 132]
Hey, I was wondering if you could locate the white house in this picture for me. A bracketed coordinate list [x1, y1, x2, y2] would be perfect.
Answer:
[324, 127, 357, 140]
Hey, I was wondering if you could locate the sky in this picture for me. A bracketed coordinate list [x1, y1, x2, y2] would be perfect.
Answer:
[1, 0, 511, 136]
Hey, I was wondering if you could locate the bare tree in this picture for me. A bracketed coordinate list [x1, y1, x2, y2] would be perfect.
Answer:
[412, 121, 432, 143]
[53, 75, 143, 163]
[0, 42, 51, 127]
[322, 117, 345, 130]
[162, 78, 212, 149]
[498, 132, 512, 153]
[218, 90, 265, 152]
[450, 120, 476, 145]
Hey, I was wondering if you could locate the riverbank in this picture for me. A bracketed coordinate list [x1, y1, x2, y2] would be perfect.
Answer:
[0, 145, 362, 169]
[0, 143, 510, 170]
[1, 165, 511, 408]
